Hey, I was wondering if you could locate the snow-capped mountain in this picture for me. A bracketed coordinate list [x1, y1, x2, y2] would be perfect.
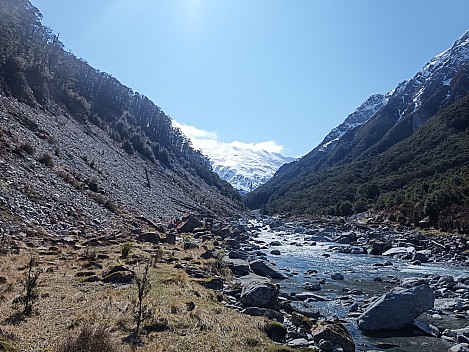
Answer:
[317, 30, 469, 155]
[318, 93, 391, 152]
[208, 144, 294, 194]
[172, 122, 294, 194]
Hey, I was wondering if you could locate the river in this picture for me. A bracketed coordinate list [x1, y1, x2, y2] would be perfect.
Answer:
[243, 218, 469, 352]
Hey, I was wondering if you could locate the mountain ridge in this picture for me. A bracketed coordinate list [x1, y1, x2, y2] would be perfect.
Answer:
[244, 29, 469, 233]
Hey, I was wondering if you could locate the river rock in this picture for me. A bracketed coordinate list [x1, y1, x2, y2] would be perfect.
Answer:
[334, 232, 357, 244]
[311, 321, 355, 352]
[448, 344, 469, 352]
[250, 260, 287, 279]
[240, 282, 279, 309]
[287, 338, 310, 348]
[357, 284, 435, 330]
[303, 282, 321, 291]
[414, 319, 440, 337]
[284, 301, 320, 319]
[231, 263, 250, 276]
[382, 246, 415, 257]
[350, 247, 366, 254]
[228, 250, 247, 259]
[242, 307, 283, 322]
[413, 250, 431, 263]
[368, 239, 392, 255]
[331, 272, 344, 280]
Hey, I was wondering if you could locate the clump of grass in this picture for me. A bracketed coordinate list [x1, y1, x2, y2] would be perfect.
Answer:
[0, 338, 15, 352]
[56, 323, 117, 352]
[121, 243, 133, 259]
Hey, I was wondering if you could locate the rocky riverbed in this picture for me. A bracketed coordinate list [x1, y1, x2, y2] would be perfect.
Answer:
[221, 214, 469, 352]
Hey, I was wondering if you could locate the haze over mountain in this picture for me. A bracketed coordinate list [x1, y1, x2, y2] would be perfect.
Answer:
[174, 121, 294, 194]
[244, 30, 469, 233]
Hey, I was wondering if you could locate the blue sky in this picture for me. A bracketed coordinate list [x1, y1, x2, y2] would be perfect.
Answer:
[31, 0, 469, 157]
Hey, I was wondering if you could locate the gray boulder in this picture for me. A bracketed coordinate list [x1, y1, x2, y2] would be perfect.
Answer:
[382, 246, 415, 257]
[240, 282, 279, 309]
[231, 263, 250, 276]
[357, 284, 434, 330]
[331, 272, 344, 280]
[250, 260, 287, 279]
[136, 232, 160, 244]
[311, 321, 355, 352]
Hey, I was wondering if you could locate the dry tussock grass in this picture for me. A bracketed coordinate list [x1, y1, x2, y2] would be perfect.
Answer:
[0, 242, 277, 352]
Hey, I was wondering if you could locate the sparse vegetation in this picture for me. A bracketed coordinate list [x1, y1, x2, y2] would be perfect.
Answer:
[0, 0, 241, 202]
[56, 323, 117, 352]
[132, 261, 152, 342]
[12, 256, 41, 316]
[121, 243, 133, 259]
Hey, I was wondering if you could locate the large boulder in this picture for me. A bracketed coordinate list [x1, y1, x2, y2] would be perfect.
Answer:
[136, 232, 161, 244]
[368, 239, 392, 255]
[240, 282, 280, 309]
[231, 264, 250, 276]
[382, 246, 415, 257]
[284, 300, 321, 319]
[357, 284, 434, 330]
[249, 260, 287, 279]
[176, 214, 202, 233]
[311, 321, 355, 352]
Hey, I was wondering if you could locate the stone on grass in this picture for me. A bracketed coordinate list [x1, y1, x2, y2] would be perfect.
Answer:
[263, 320, 287, 343]
[102, 271, 133, 284]
[136, 232, 160, 244]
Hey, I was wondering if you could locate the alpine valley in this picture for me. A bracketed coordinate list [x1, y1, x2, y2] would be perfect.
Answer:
[2, 1, 469, 352]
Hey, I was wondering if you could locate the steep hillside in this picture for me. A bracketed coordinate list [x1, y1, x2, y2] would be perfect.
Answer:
[244, 30, 469, 233]
[0, 0, 242, 232]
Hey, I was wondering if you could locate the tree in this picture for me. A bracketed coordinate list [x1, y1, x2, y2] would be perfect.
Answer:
[132, 261, 152, 341]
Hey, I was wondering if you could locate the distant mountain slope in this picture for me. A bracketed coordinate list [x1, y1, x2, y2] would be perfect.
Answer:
[0, 0, 241, 228]
[244, 30, 469, 232]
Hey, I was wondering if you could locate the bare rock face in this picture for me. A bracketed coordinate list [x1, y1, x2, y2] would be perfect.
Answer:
[357, 284, 434, 330]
